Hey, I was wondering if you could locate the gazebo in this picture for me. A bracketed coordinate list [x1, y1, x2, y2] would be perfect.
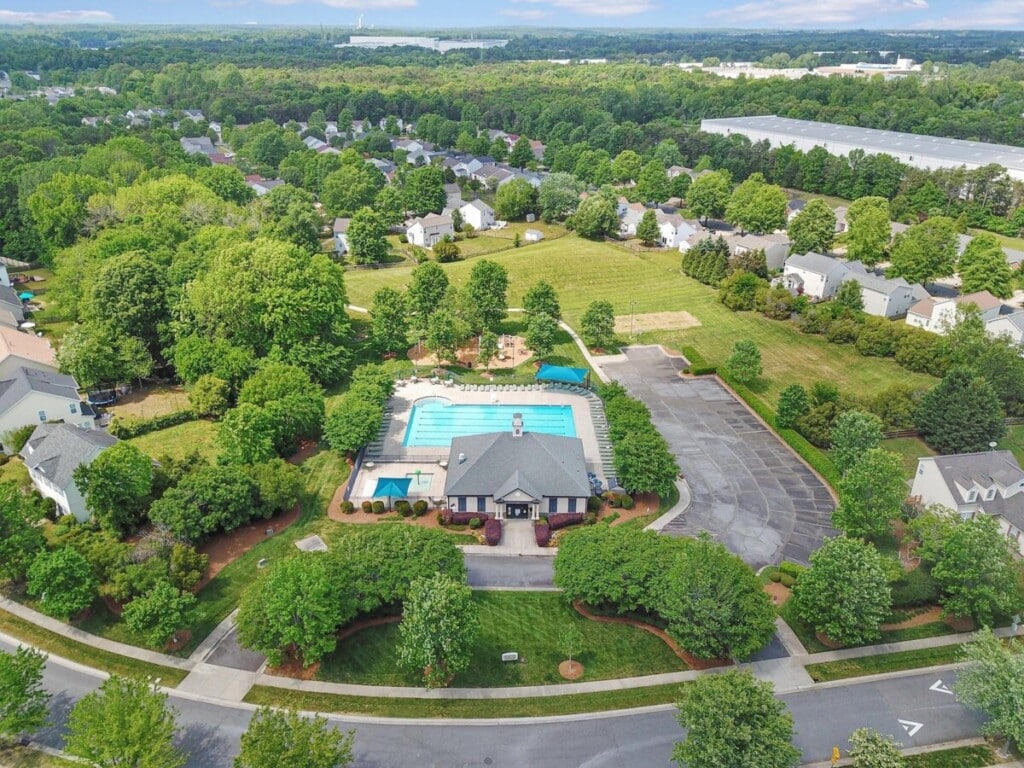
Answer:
[372, 477, 412, 509]
[535, 364, 590, 388]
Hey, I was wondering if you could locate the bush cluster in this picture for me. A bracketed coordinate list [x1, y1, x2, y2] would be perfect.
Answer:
[547, 513, 585, 531]
[108, 409, 196, 439]
[599, 382, 679, 499]
[483, 519, 501, 546]
[446, 511, 488, 526]
[534, 522, 551, 547]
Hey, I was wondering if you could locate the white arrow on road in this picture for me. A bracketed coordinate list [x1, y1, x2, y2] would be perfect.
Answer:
[930, 680, 954, 695]
[898, 719, 923, 738]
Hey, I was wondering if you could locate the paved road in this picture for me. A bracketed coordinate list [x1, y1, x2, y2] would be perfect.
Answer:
[465, 554, 556, 588]
[603, 347, 836, 568]
[9, 634, 982, 768]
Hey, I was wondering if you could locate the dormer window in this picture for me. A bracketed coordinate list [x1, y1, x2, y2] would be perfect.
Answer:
[967, 491, 978, 502]
[985, 489, 996, 500]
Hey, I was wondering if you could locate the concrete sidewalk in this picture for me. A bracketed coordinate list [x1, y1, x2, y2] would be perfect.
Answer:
[645, 477, 693, 532]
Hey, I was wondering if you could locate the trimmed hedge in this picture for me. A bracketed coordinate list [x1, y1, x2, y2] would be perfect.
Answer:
[413, 500, 429, 516]
[547, 513, 585, 531]
[484, 519, 502, 546]
[340, 500, 355, 514]
[448, 511, 488, 527]
[778, 561, 806, 580]
[108, 409, 197, 439]
[681, 346, 717, 376]
[534, 522, 551, 547]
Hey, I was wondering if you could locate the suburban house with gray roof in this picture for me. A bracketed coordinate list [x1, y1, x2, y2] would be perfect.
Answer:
[459, 199, 495, 231]
[332, 217, 350, 255]
[986, 310, 1024, 347]
[911, 451, 1024, 554]
[407, 213, 454, 248]
[841, 264, 924, 319]
[722, 232, 793, 271]
[20, 423, 117, 521]
[444, 414, 590, 520]
[781, 252, 851, 301]
[0, 367, 92, 453]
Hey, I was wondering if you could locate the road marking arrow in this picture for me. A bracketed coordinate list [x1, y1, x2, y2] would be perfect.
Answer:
[898, 719, 923, 738]
[930, 680, 954, 695]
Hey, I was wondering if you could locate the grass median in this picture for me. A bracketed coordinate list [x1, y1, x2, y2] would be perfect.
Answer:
[0, 608, 188, 686]
[245, 681, 686, 718]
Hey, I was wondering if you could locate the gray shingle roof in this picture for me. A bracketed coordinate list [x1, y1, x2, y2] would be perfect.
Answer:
[0, 366, 80, 415]
[0, 284, 25, 322]
[786, 251, 849, 278]
[930, 450, 1024, 531]
[20, 422, 117, 491]
[445, 431, 590, 499]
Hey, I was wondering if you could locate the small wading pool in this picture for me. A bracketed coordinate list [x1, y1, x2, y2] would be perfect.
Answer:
[403, 398, 576, 447]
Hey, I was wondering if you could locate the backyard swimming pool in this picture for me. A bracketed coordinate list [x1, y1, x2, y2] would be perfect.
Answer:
[403, 399, 576, 447]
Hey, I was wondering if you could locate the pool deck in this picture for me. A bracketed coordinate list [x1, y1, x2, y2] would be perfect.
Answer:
[352, 380, 605, 504]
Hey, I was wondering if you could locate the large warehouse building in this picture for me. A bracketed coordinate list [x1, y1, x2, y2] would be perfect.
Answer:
[700, 115, 1024, 181]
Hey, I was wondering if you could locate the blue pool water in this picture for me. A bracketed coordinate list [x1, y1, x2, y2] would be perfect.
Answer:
[403, 399, 576, 447]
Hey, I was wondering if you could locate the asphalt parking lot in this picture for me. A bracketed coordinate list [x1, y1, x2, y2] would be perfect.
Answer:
[603, 346, 836, 569]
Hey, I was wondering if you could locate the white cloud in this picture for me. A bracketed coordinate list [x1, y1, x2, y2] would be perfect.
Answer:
[259, 0, 415, 6]
[0, 8, 114, 22]
[511, 0, 657, 16]
[707, 0, 927, 24]
[921, 0, 1024, 28]
[499, 8, 552, 19]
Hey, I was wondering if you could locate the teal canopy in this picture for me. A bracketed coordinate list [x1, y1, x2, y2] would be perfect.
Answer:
[372, 477, 411, 498]
[535, 364, 589, 385]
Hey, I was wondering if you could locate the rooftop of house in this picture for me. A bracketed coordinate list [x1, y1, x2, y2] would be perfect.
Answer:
[20, 422, 117, 491]
[843, 263, 915, 297]
[333, 217, 351, 234]
[785, 251, 848, 277]
[989, 310, 1024, 334]
[0, 366, 80, 414]
[410, 213, 453, 228]
[0, 326, 56, 368]
[912, 290, 1003, 317]
[922, 451, 1024, 530]
[461, 199, 493, 213]
[445, 430, 590, 499]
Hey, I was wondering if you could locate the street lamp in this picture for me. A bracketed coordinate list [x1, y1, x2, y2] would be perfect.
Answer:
[989, 441, 998, 451]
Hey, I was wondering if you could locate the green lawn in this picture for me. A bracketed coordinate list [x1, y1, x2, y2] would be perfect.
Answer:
[128, 419, 220, 463]
[344, 236, 933, 403]
[0, 745, 82, 767]
[882, 436, 937, 479]
[0, 608, 188, 686]
[905, 745, 1002, 768]
[318, 591, 688, 687]
[0, 456, 31, 489]
[246, 680, 688, 718]
[997, 424, 1024, 468]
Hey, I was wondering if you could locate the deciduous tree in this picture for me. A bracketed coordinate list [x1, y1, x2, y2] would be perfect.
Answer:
[830, 410, 883, 475]
[525, 312, 559, 359]
[848, 728, 905, 768]
[776, 384, 810, 430]
[523, 280, 561, 321]
[370, 286, 410, 355]
[580, 300, 615, 349]
[793, 536, 891, 646]
[888, 216, 958, 285]
[76, 442, 154, 535]
[0, 646, 48, 742]
[637, 209, 660, 246]
[346, 207, 390, 265]
[787, 199, 836, 254]
[26, 548, 97, 620]
[636, 160, 670, 203]
[406, 261, 449, 326]
[834, 448, 907, 539]
[464, 260, 508, 332]
[398, 573, 479, 688]
[673, 670, 800, 768]
[324, 396, 383, 457]
[724, 339, 761, 384]
[687, 170, 731, 224]
[122, 580, 196, 648]
[65, 676, 187, 768]
[235, 708, 355, 768]
[573, 196, 618, 240]
[959, 234, 1013, 298]
[845, 196, 890, 266]
[0, 483, 45, 583]
[955, 627, 1024, 752]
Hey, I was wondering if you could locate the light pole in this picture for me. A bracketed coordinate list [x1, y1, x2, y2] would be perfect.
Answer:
[629, 300, 637, 340]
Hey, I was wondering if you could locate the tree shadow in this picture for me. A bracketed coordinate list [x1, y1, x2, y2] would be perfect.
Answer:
[179, 720, 236, 768]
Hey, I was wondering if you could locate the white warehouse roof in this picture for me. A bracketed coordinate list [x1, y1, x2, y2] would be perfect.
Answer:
[700, 115, 1024, 181]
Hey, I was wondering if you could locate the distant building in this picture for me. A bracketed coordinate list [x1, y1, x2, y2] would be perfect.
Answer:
[339, 35, 508, 52]
[701, 115, 1024, 182]
[180, 136, 216, 156]
[333, 218, 351, 255]
[0, 325, 57, 377]
[781, 252, 850, 301]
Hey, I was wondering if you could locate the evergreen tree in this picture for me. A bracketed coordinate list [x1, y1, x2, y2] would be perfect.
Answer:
[916, 367, 1006, 454]
[637, 209, 661, 246]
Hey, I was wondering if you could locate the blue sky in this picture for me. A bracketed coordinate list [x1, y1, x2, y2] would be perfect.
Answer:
[0, 0, 1016, 30]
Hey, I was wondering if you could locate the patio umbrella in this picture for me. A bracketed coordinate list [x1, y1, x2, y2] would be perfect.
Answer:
[372, 477, 412, 510]
[18, 291, 34, 301]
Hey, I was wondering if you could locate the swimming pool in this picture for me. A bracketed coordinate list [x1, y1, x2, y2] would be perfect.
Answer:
[403, 399, 576, 447]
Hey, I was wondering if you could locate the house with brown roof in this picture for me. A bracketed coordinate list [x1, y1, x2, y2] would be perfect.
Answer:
[0, 326, 58, 379]
[905, 290, 1002, 334]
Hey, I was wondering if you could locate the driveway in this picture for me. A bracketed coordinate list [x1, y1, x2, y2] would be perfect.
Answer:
[602, 347, 836, 569]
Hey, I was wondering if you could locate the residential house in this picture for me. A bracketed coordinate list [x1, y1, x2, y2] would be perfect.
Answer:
[406, 213, 454, 248]
[244, 176, 286, 197]
[619, 203, 648, 237]
[842, 264, 922, 319]
[786, 198, 806, 222]
[834, 206, 849, 234]
[444, 183, 464, 210]
[394, 138, 425, 154]
[333, 218, 351, 255]
[906, 291, 1003, 334]
[781, 252, 851, 300]
[351, 119, 368, 137]
[180, 136, 215, 156]
[723, 232, 793, 271]
[657, 211, 700, 249]
[910, 451, 1024, 555]
[472, 164, 515, 189]
[303, 135, 328, 151]
[367, 158, 396, 176]
[181, 109, 205, 122]
[444, 415, 590, 520]
[459, 199, 495, 231]
[667, 165, 692, 179]
[530, 140, 546, 163]
[0, 285, 24, 327]
[524, 229, 544, 243]
[0, 367, 92, 453]
[405, 149, 431, 166]
[0, 326, 57, 378]
[20, 423, 117, 522]
[986, 311, 1024, 346]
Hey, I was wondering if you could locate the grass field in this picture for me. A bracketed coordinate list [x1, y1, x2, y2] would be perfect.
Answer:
[882, 436, 937, 479]
[905, 745, 1002, 768]
[128, 419, 220, 463]
[246, 680, 688, 718]
[344, 236, 933, 403]
[997, 424, 1024, 467]
[0, 745, 81, 767]
[107, 384, 190, 420]
[0, 456, 30, 489]
[806, 645, 961, 682]
[318, 591, 688, 687]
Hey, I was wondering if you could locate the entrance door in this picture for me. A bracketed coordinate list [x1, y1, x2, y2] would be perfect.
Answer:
[507, 504, 529, 519]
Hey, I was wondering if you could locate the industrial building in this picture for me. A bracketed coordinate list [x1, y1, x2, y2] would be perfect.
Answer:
[337, 36, 507, 52]
[700, 115, 1024, 181]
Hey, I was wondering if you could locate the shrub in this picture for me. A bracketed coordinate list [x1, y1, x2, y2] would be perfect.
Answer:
[619, 494, 634, 510]
[371, 500, 385, 514]
[779, 573, 796, 588]
[468, 517, 483, 529]
[398, 234, 408, 243]
[548, 513, 586, 531]
[450, 512, 487, 526]
[585, 511, 598, 525]
[0, 454, 8, 466]
[413, 500, 429, 516]
[436, 510, 445, 525]
[768, 570, 782, 583]
[798, 306, 830, 335]
[340, 500, 355, 514]
[587, 495, 602, 513]
[361, 500, 373, 513]
[534, 522, 551, 547]
[825, 317, 861, 345]
[3, 424, 37, 454]
[108, 410, 196, 439]
[891, 566, 940, 608]
[779, 561, 806, 580]
[395, 500, 412, 517]
[484, 519, 502, 546]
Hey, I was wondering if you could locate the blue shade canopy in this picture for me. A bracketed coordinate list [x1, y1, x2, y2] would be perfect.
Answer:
[372, 477, 412, 498]
[535, 364, 588, 385]
[18, 292, 34, 300]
